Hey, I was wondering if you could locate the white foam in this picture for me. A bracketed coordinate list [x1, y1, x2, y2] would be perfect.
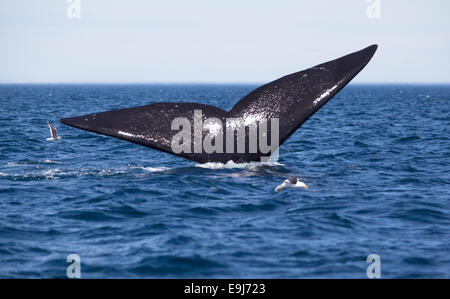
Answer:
[196, 160, 284, 170]
[6, 160, 61, 166]
[127, 165, 169, 172]
[140, 166, 169, 172]
[41, 168, 128, 179]
[99, 169, 127, 176]
[42, 168, 62, 176]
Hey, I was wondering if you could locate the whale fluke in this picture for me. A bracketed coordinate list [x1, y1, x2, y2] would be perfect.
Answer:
[60, 45, 377, 163]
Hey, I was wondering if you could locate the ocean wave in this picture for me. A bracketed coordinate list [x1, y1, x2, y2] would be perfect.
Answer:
[0, 168, 128, 180]
[0, 164, 172, 181]
[6, 159, 62, 166]
[42, 168, 128, 178]
[1, 84, 449, 279]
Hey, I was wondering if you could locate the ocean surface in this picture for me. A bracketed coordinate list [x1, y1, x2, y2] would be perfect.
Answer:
[0, 84, 448, 278]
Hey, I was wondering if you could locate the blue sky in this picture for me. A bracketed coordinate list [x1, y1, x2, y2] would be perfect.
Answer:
[0, 0, 449, 83]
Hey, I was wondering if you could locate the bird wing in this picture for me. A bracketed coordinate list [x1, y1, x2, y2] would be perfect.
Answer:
[48, 122, 58, 139]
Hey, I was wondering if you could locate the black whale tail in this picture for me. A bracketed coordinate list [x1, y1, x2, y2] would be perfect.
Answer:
[60, 45, 378, 163]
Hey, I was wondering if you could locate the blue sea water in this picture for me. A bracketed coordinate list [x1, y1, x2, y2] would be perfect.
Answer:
[0, 84, 448, 278]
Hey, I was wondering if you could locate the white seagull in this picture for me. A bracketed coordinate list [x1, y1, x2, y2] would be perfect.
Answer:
[47, 121, 62, 140]
[275, 177, 308, 192]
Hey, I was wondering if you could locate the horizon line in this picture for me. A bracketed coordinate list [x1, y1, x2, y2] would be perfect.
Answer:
[1, 81, 450, 85]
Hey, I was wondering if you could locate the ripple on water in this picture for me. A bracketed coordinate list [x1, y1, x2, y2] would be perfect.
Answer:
[1, 84, 449, 278]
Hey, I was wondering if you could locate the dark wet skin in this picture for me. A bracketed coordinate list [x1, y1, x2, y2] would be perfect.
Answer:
[60, 45, 377, 163]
